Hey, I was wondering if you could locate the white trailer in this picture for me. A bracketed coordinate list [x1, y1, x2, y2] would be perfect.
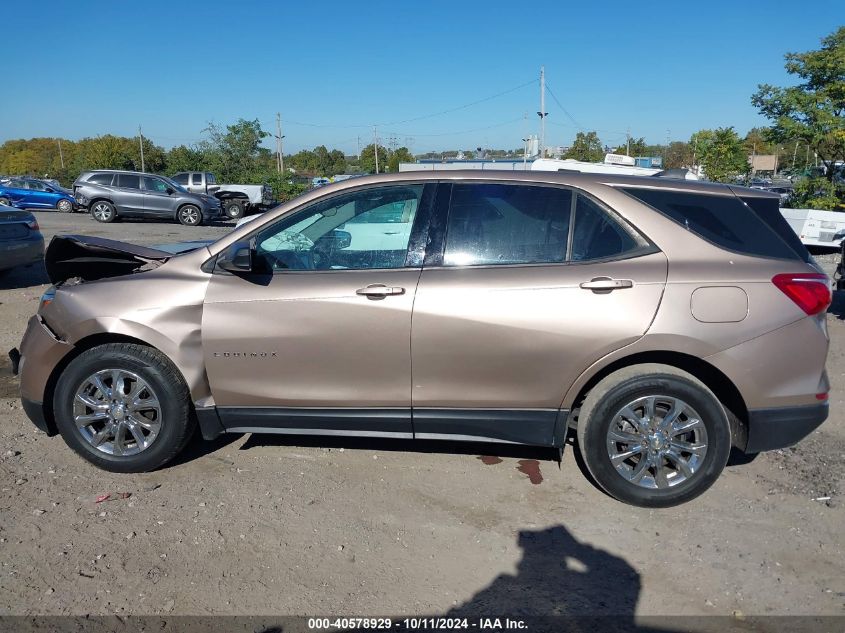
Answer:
[780, 208, 845, 248]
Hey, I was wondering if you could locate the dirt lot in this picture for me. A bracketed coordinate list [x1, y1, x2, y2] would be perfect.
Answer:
[0, 211, 844, 620]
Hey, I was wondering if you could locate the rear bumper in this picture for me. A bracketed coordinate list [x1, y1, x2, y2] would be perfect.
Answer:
[0, 235, 44, 271]
[744, 402, 828, 453]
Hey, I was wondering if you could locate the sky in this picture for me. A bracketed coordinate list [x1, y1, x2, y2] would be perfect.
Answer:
[1, 0, 842, 155]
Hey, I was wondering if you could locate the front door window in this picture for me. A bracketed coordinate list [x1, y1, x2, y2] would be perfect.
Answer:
[254, 185, 424, 271]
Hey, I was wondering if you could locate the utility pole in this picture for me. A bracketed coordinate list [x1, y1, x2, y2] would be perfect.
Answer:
[357, 136, 361, 158]
[522, 137, 530, 168]
[57, 138, 64, 169]
[275, 113, 285, 174]
[373, 126, 379, 174]
[626, 127, 631, 156]
[791, 140, 799, 170]
[138, 125, 145, 172]
[537, 66, 547, 158]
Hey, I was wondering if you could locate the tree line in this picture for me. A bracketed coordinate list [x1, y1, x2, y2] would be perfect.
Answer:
[2, 27, 842, 207]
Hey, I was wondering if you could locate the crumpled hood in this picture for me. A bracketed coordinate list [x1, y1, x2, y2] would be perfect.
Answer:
[45, 235, 172, 284]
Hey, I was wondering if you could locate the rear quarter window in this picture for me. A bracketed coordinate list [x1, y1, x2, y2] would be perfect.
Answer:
[87, 173, 114, 185]
[621, 187, 800, 261]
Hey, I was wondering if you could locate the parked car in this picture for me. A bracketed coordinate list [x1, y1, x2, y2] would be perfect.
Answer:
[0, 204, 44, 274]
[0, 178, 76, 212]
[73, 170, 223, 226]
[171, 172, 273, 220]
[12, 172, 830, 507]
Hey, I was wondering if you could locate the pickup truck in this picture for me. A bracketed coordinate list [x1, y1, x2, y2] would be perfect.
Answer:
[171, 172, 274, 219]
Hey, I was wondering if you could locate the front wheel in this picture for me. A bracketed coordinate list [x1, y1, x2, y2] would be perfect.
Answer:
[177, 204, 202, 226]
[576, 364, 731, 507]
[0, 197, 12, 207]
[53, 343, 195, 473]
[56, 199, 74, 213]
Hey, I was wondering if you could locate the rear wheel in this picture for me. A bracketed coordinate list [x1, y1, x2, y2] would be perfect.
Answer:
[90, 200, 116, 223]
[54, 343, 195, 473]
[56, 199, 73, 213]
[576, 364, 731, 507]
[0, 197, 11, 207]
[177, 204, 202, 226]
[224, 199, 245, 220]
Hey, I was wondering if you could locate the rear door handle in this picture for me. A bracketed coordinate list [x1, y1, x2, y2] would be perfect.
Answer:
[579, 277, 634, 291]
[356, 284, 406, 298]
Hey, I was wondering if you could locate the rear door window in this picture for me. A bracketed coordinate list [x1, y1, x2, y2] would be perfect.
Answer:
[622, 187, 800, 261]
[172, 173, 189, 185]
[443, 183, 572, 266]
[192, 173, 203, 186]
[571, 195, 639, 261]
[117, 174, 141, 189]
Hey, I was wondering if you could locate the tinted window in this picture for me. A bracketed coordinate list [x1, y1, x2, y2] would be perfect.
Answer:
[87, 173, 114, 185]
[142, 176, 169, 193]
[172, 173, 189, 185]
[117, 174, 141, 189]
[207, 173, 216, 185]
[26, 180, 47, 191]
[623, 188, 799, 261]
[739, 194, 810, 263]
[571, 195, 639, 261]
[191, 173, 203, 185]
[254, 185, 424, 271]
[443, 183, 572, 266]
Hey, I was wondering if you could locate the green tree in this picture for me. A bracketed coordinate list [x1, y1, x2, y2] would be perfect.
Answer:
[360, 144, 389, 174]
[663, 141, 694, 169]
[387, 147, 414, 172]
[690, 127, 749, 182]
[752, 27, 845, 181]
[613, 136, 647, 156]
[564, 131, 603, 162]
[166, 144, 206, 174]
[203, 118, 269, 182]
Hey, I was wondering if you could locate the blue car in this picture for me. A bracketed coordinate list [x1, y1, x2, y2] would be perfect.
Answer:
[0, 178, 76, 212]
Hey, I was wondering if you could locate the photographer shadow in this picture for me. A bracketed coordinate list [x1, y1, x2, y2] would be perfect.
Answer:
[446, 525, 677, 633]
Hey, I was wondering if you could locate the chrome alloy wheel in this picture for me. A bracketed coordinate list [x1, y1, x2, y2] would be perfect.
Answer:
[606, 396, 708, 489]
[72, 369, 162, 456]
[179, 206, 199, 225]
[91, 202, 112, 221]
[57, 199, 73, 212]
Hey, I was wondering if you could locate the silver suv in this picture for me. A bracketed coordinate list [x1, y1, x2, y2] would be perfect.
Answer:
[73, 170, 222, 226]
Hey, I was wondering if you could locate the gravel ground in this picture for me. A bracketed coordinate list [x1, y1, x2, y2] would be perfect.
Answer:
[0, 212, 843, 619]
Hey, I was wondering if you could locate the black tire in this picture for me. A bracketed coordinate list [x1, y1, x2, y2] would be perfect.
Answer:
[53, 343, 195, 473]
[56, 198, 74, 213]
[0, 197, 11, 207]
[90, 200, 116, 223]
[576, 364, 731, 508]
[223, 199, 245, 220]
[177, 204, 202, 226]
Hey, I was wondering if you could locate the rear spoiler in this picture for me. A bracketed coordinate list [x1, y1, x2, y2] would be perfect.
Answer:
[45, 235, 171, 284]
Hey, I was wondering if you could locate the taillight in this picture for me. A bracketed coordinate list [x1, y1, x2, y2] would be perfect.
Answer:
[26, 219, 39, 231]
[772, 273, 831, 316]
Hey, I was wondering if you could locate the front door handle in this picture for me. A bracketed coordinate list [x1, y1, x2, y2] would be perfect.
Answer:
[356, 284, 406, 298]
[579, 277, 634, 291]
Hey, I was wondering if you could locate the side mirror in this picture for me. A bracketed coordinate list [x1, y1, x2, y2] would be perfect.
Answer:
[166, 187, 175, 195]
[217, 241, 253, 273]
[316, 229, 352, 250]
[45, 187, 54, 193]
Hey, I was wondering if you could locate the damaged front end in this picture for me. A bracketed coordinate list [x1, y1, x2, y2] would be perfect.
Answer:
[44, 235, 173, 284]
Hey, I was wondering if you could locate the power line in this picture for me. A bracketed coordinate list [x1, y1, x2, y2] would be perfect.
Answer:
[544, 82, 584, 130]
[282, 78, 537, 130]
